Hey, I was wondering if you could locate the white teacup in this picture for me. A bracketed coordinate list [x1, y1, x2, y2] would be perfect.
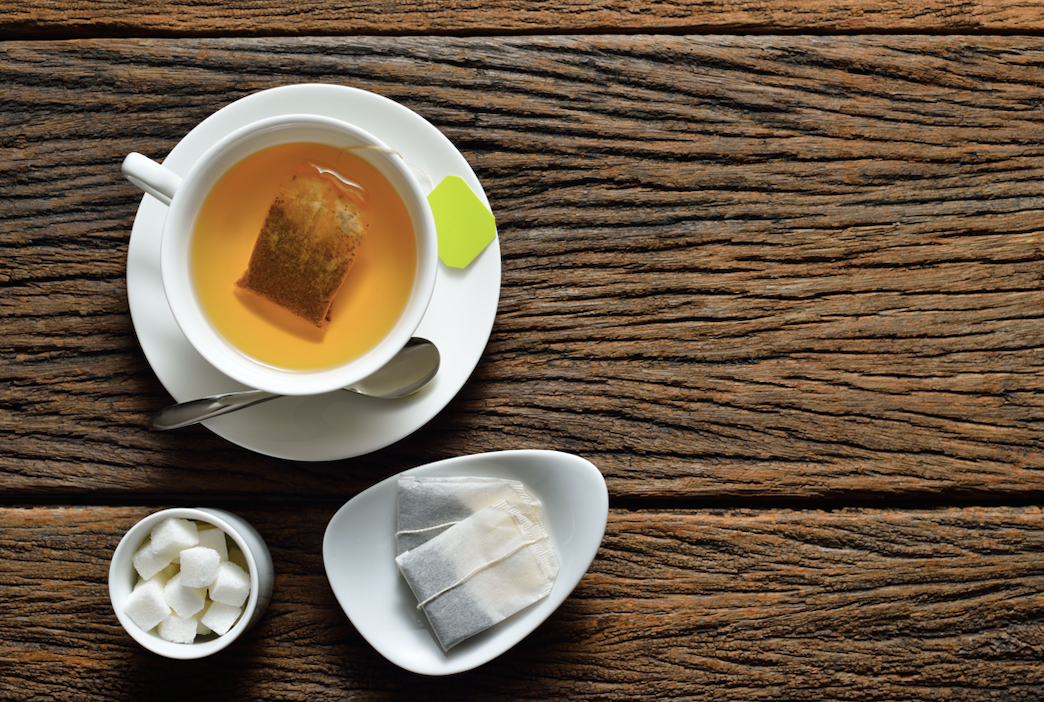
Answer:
[122, 114, 438, 397]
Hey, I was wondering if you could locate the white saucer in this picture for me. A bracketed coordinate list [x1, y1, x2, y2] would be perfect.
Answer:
[126, 84, 501, 461]
[322, 450, 609, 675]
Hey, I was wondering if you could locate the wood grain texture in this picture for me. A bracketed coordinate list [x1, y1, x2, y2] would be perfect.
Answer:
[2, 505, 1044, 700]
[5, 0, 1044, 38]
[3, 35, 1044, 502]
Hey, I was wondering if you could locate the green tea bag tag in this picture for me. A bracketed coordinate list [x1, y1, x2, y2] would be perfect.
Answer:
[427, 175, 496, 269]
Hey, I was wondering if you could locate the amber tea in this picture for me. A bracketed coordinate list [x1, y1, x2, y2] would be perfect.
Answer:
[191, 142, 417, 371]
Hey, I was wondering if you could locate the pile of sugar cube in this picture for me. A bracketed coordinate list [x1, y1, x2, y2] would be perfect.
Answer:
[123, 517, 251, 644]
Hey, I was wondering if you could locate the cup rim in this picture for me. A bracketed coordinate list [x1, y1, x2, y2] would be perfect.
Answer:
[158, 113, 438, 397]
[108, 508, 264, 659]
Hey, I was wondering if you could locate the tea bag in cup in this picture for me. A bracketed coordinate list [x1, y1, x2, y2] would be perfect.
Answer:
[395, 499, 560, 651]
[235, 164, 372, 329]
[395, 476, 541, 555]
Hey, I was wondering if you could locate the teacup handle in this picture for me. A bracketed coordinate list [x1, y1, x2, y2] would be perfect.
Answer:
[122, 152, 182, 207]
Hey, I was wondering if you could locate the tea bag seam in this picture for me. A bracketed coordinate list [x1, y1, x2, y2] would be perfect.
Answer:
[415, 536, 543, 610]
[498, 499, 559, 582]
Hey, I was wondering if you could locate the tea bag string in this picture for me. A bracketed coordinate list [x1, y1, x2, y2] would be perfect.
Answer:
[415, 537, 545, 610]
[395, 521, 460, 537]
[336, 145, 434, 191]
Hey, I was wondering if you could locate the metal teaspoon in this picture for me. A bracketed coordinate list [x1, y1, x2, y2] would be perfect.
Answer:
[150, 337, 440, 431]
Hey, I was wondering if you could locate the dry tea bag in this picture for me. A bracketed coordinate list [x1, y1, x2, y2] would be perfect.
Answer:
[395, 499, 559, 651]
[395, 476, 541, 555]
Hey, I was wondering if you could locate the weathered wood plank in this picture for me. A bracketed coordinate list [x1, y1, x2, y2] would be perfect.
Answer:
[2, 504, 1044, 700]
[4, 0, 1044, 38]
[3, 36, 1044, 500]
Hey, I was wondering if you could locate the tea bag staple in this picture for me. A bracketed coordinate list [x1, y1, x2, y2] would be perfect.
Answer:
[395, 499, 560, 651]
[395, 476, 541, 555]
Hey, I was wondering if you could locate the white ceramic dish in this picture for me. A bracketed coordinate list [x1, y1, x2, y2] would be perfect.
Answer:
[108, 508, 275, 659]
[126, 83, 501, 461]
[322, 450, 609, 676]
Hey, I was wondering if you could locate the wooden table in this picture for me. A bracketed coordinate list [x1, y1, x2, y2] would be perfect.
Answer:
[4, 2, 1044, 699]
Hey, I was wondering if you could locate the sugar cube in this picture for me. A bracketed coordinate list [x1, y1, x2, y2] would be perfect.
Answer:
[132, 541, 174, 581]
[136, 562, 178, 589]
[200, 601, 242, 636]
[158, 613, 199, 644]
[209, 561, 251, 607]
[163, 572, 207, 619]
[196, 526, 229, 561]
[150, 517, 199, 560]
[179, 546, 221, 588]
[124, 578, 170, 632]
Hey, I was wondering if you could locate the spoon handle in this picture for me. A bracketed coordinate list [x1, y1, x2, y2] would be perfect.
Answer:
[150, 390, 281, 431]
